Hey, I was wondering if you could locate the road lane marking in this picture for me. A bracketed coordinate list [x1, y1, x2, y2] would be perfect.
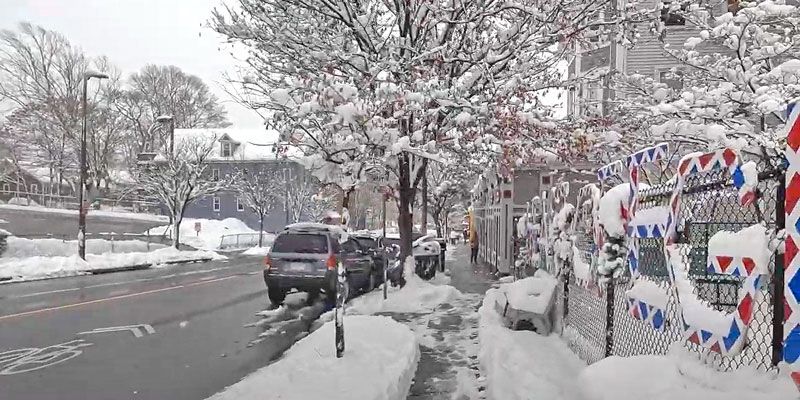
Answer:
[0, 340, 93, 375]
[78, 324, 155, 338]
[0, 275, 239, 321]
[11, 266, 235, 299]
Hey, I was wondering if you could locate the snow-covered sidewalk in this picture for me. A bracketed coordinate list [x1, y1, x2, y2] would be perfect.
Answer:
[0, 247, 224, 282]
[0, 203, 168, 222]
[209, 315, 419, 400]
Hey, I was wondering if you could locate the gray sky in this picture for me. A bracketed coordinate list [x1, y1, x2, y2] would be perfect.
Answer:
[0, 0, 263, 128]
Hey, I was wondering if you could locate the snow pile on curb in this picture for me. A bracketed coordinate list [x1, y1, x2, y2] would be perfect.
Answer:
[347, 259, 462, 315]
[208, 315, 419, 400]
[577, 344, 796, 400]
[0, 203, 168, 222]
[503, 270, 558, 314]
[241, 246, 271, 256]
[479, 287, 586, 400]
[0, 247, 224, 282]
[146, 218, 256, 250]
[3, 237, 166, 258]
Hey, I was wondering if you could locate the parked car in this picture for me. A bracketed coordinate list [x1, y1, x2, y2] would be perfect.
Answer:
[350, 232, 385, 284]
[263, 223, 376, 306]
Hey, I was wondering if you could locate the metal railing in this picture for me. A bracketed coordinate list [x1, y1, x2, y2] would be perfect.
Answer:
[218, 232, 275, 250]
[0, 191, 163, 215]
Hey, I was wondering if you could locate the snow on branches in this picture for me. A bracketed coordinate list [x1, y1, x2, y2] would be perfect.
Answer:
[613, 1, 800, 161]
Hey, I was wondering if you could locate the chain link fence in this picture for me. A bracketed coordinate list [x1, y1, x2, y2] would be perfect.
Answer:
[562, 159, 783, 373]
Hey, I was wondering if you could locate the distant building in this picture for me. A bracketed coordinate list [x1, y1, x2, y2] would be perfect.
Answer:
[471, 161, 597, 274]
[170, 128, 308, 232]
[566, 0, 738, 118]
[0, 159, 74, 205]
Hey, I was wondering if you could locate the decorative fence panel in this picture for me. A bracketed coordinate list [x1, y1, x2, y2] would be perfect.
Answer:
[559, 154, 784, 374]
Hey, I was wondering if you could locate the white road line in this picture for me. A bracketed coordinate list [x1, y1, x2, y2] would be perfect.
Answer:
[11, 266, 234, 299]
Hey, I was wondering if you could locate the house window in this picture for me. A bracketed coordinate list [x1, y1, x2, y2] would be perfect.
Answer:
[221, 142, 233, 158]
[542, 175, 552, 186]
[237, 198, 245, 212]
[658, 69, 685, 90]
[213, 197, 221, 212]
[283, 167, 291, 181]
[2, 184, 9, 193]
[30, 184, 38, 193]
[661, 1, 686, 26]
[211, 168, 220, 181]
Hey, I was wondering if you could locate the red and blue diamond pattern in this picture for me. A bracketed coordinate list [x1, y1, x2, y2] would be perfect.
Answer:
[664, 148, 763, 356]
[624, 143, 669, 331]
[784, 103, 800, 387]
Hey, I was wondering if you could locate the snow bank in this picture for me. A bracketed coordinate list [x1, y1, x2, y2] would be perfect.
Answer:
[630, 206, 669, 227]
[669, 246, 732, 336]
[0, 203, 168, 222]
[3, 237, 165, 258]
[479, 288, 586, 400]
[241, 246, 271, 256]
[577, 344, 796, 400]
[503, 271, 558, 314]
[707, 224, 769, 274]
[347, 259, 462, 315]
[598, 184, 630, 238]
[146, 218, 256, 250]
[208, 315, 419, 400]
[626, 280, 668, 310]
[0, 247, 223, 282]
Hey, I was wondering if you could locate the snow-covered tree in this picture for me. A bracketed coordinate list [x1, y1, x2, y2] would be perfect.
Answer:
[134, 135, 229, 248]
[426, 158, 474, 237]
[211, 0, 649, 264]
[233, 167, 281, 246]
[613, 1, 800, 161]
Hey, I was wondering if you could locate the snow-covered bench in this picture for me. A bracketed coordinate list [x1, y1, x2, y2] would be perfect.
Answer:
[494, 270, 559, 334]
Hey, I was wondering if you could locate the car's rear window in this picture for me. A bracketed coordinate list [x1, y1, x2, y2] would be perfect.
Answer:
[272, 233, 328, 253]
[354, 237, 377, 249]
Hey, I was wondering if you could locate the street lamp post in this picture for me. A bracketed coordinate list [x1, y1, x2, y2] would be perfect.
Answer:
[78, 71, 109, 260]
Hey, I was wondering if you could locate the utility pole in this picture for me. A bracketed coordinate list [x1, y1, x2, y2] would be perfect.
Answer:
[77, 72, 108, 260]
[602, 0, 619, 117]
[421, 163, 428, 235]
[284, 159, 290, 226]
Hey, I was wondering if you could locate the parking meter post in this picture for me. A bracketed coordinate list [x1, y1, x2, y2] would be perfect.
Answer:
[335, 261, 346, 358]
[383, 255, 388, 300]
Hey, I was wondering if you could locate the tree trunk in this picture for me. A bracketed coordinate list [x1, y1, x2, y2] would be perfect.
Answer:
[172, 214, 182, 249]
[258, 215, 264, 247]
[421, 167, 428, 235]
[341, 187, 354, 226]
[398, 153, 414, 275]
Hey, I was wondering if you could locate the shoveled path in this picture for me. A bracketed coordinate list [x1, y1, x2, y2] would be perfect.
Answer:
[402, 245, 497, 400]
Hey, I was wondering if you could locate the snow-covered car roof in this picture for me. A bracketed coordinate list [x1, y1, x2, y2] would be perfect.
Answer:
[282, 222, 349, 241]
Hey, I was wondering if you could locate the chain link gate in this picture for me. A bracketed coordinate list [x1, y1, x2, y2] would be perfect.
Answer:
[560, 151, 784, 373]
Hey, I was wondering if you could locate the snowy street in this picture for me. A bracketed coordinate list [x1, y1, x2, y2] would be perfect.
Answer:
[0, 255, 300, 400]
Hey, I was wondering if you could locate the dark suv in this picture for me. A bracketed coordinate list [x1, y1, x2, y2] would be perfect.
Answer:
[264, 223, 376, 306]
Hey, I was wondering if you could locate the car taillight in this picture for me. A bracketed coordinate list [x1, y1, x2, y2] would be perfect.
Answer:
[327, 254, 336, 270]
[264, 255, 271, 270]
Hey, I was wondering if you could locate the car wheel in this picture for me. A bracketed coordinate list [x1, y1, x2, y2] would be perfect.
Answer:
[268, 288, 286, 306]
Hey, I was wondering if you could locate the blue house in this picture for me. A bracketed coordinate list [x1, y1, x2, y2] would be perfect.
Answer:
[173, 128, 309, 233]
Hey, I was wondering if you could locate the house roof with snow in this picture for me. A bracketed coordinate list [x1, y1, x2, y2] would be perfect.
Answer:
[172, 128, 302, 162]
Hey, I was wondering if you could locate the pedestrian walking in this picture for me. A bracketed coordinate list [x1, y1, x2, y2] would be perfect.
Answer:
[470, 234, 479, 263]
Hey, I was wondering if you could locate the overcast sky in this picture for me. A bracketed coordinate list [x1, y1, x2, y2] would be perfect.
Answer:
[0, 0, 264, 128]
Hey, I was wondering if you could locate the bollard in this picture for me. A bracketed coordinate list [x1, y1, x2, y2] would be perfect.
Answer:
[335, 260, 346, 358]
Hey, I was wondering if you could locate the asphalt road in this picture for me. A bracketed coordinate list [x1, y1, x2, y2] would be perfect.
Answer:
[0, 207, 164, 236]
[0, 255, 324, 400]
